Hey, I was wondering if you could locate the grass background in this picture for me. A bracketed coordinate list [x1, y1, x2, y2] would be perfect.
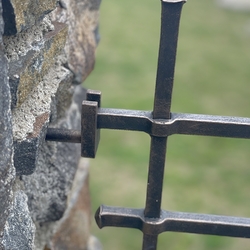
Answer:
[84, 0, 250, 249]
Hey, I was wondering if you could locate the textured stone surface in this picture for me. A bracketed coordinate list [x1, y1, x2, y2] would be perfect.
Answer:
[13, 137, 43, 176]
[34, 223, 55, 250]
[51, 0, 101, 83]
[2, 191, 36, 250]
[4, 19, 67, 108]
[51, 63, 74, 121]
[12, 65, 72, 175]
[0, 1, 16, 247]
[0, 0, 102, 249]
[49, 158, 91, 250]
[12, 65, 71, 141]
[22, 86, 85, 222]
[2, 0, 57, 35]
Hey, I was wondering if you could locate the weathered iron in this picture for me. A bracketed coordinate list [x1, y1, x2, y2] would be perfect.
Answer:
[46, 0, 250, 249]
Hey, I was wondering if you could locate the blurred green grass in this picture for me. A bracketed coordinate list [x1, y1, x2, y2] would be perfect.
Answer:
[84, 0, 250, 249]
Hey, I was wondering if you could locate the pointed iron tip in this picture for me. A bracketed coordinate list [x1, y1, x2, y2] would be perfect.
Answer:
[162, 0, 187, 2]
[95, 205, 103, 229]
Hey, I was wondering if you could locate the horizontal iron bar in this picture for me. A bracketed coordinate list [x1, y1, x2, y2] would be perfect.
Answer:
[97, 108, 152, 132]
[46, 110, 250, 143]
[96, 205, 250, 238]
[162, 0, 187, 2]
[46, 128, 81, 143]
[98, 108, 250, 139]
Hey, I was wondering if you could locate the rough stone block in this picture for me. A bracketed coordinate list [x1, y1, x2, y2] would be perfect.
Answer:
[51, 0, 101, 83]
[20, 86, 85, 249]
[49, 158, 91, 250]
[0, 0, 101, 249]
[44, 158, 102, 250]
[51, 63, 74, 122]
[22, 86, 84, 223]
[4, 19, 68, 108]
[2, 0, 57, 35]
[12, 65, 72, 175]
[13, 113, 48, 175]
[0, 1, 16, 244]
[2, 191, 36, 250]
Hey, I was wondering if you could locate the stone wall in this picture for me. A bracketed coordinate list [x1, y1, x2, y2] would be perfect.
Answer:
[0, 1, 101, 249]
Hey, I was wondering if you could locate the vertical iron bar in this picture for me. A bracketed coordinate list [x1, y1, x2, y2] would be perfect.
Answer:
[143, 137, 167, 250]
[144, 0, 184, 220]
[142, 234, 158, 250]
[143, 1, 185, 249]
[153, 1, 185, 119]
[144, 136, 167, 218]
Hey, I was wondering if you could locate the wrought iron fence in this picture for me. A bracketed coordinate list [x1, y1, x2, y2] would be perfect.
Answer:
[47, 0, 250, 249]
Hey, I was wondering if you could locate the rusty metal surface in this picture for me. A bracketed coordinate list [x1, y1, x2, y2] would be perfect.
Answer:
[46, 128, 81, 143]
[96, 205, 250, 238]
[81, 89, 101, 158]
[98, 109, 250, 138]
[47, 110, 250, 142]
[163, 0, 187, 2]
[153, 1, 183, 120]
[95, 2, 184, 249]
[45, 0, 250, 249]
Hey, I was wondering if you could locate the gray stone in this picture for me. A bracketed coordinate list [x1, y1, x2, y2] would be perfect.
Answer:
[49, 158, 91, 250]
[0, 1, 16, 246]
[23, 140, 80, 222]
[12, 65, 72, 176]
[12, 65, 70, 141]
[13, 136, 45, 176]
[2, 191, 36, 250]
[51, 0, 101, 84]
[2, 0, 57, 35]
[33, 222, 55, 250]
[3, 19, 68, 108]
[13, 64, 69, 182]
[0, 0, 101, 249]
[51, 62, 74, 121]
[22, 85, 85, 223]
[0, 39, 14, 236]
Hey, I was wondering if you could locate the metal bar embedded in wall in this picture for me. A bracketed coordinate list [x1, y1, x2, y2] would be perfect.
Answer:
[46, 112, 250, 142]
[45, 0, 250, 249]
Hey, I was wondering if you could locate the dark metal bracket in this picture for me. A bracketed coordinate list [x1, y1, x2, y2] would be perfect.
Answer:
[45, 0, 250, 249]
[46, 93, 250, 158]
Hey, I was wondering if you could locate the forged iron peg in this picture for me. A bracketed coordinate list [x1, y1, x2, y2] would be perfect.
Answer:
[81, 90, 101, 158]
[46, 89, 101, 158]
[86, 89, 101, 107]
[46, 128, 81, 143]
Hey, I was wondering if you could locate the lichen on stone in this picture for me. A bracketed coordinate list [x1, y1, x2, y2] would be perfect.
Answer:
[12, 65, 70, 141]
[3, 16, 54, 61]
